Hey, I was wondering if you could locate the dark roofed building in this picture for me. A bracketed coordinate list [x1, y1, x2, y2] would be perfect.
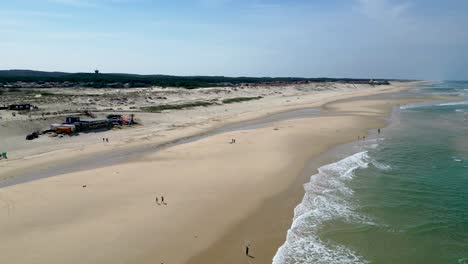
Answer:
[8, 104, 33, 110]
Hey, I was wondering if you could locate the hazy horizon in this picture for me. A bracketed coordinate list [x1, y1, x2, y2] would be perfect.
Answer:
[1, 0, 467, 80]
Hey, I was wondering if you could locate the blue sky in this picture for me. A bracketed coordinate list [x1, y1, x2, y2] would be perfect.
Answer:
[0, 0, 467, 80]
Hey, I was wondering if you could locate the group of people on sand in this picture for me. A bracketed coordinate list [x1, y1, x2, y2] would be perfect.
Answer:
[155, 196, 166, 205]
[358, 128, 382, 141]
[102, 138, 109, 143]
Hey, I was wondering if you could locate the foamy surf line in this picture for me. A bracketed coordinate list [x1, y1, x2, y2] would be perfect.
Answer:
[400, 100, 468, 110]
[437, 101, 468, 106]
[273, 151, 390, 264]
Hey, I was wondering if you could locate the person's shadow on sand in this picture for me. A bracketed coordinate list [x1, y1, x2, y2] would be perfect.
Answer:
[245, 243, 255, 259]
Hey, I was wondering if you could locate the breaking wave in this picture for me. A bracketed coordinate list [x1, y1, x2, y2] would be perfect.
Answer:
[273, 151, 390, 264]
[399, 104, 420, 110]
[401, 101, 468, 110]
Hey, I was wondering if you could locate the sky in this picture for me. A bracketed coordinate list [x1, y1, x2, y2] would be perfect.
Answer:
[0, 0, 467, 80]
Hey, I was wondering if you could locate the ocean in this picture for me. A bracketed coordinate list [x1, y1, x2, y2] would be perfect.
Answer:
[273, 81, 468, 264]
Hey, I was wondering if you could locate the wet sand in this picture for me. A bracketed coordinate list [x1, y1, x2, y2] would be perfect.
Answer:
[186, 97, 426, 264]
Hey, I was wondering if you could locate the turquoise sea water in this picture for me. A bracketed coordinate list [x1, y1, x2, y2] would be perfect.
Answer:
[274, 82, 468, 264]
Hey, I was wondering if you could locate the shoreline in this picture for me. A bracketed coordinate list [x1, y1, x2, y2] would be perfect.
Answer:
[185, 96, 422, 264]
[0, 81, 427, 186]
[0, 82, 448, 264]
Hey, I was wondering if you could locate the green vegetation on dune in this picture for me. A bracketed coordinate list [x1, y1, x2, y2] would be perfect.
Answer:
[141, 101, 215, 112]
[141, 96, 264, 113]
[27, 90, 57, 96]
[2, 89, 57, 96]
[37, 92, 56, 96]
[222, 96, 263, 104]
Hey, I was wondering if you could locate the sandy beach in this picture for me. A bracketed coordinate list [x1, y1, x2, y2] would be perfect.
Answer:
[2, 0, 466, 261]
[0, 82, 411, 166]
[0, 81, 441, 264]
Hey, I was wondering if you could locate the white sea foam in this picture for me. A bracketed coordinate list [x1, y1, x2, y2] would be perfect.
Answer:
[371, 159, 392, 171]
[401, 101, 468, 110]
[272, 151, 387, 264]
[366, 138, 384, 143]
[368, 143, 379, 149]
[399, 104, 418, 110]
[399, 103, 433, 109]
[437, 101, 468, 106]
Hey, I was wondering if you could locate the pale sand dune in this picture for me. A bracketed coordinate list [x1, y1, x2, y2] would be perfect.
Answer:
[0, 81, 413, 163]
[0, 81, 418, 179]
[0, 82, 432, 264]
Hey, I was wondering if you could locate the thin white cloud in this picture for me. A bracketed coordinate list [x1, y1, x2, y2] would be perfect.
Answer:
[0, 19, 21, 26]
[249, 3, 282, 10]
[48, 0, 98, 8]
[197, 0, 232, 8]
[44, 31, 125, 40]
[390, 2, 411, 17]
[0, 10, 72, 19]
[357, 0, 411, 19]
[355, 0, 468, 46]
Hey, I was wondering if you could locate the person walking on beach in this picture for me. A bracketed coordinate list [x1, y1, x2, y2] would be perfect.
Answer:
[106, 138, 109, 143]
[245, 241, 253, 258]
[155, 196, 159, 205]
[102, 138, 105, 142]
[161, 196, 165, 205]
[378, 128, 381, 134]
